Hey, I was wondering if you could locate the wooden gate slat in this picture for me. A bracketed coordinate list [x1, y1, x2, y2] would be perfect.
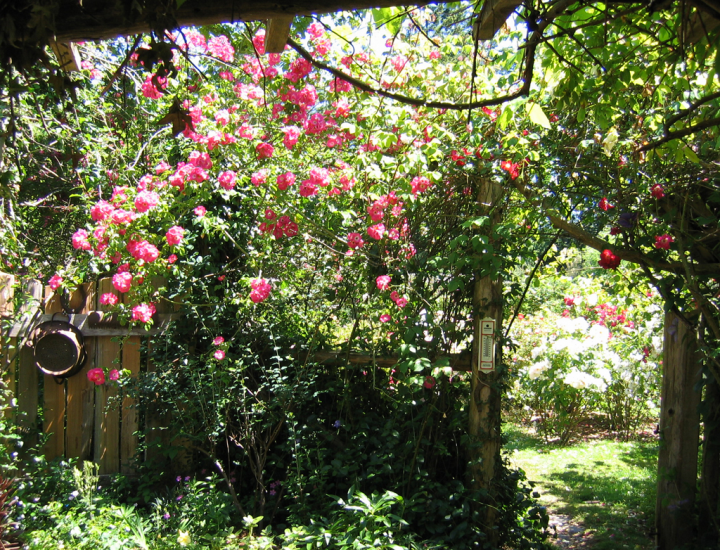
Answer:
[94, 278, 120, 474]
[66, 283, 96, 461]
[121, 336, 141, 473]
[43, 286, 66, 461]
[1, 273, 16, 420]
[16, 281, 43, 453]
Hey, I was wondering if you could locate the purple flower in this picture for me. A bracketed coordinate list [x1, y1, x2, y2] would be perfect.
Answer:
[176, 476, 182, 482]
[176, 495, 183, 501]
[184, 476, 190, 481]
[333, 420, 342, 428]
[618, 212, 638, 228]
[269, 490, 276, 496]
[163, 512, 170, 519]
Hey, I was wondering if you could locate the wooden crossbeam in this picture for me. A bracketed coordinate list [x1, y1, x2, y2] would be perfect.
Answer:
[265, 16, 294, 54]
[49, 40, 81, 72]
[7, 312, 182, 338]
[474, 0, 523, 41]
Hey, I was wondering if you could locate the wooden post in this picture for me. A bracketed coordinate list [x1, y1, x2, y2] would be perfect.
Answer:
[65, 283, 96, 461]
[468, 178, 503, 540]
[94, 278, 121, 474]
[655, 311, 702, 550]
[17, 281, 43, 452]
[43, 286, 66, 460]
[698, 376, 720, 546]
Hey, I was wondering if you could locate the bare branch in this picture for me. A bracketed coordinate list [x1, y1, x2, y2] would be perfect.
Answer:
[639, 116, 720, 151]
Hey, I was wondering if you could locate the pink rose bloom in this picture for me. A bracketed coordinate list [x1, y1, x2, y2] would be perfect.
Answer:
[347, 232, 364, 249]
[109, 369, 120, 381]
[299, 180, 318, 197]
[277, 172, 296, 191]
[134, 190, 160, 213]
[49, 274, 63, 290]
[214, 109, 230, 126]
[188, 151, 212, 169]
[256, 142, 274, 160]
[309, 167, 330, 187]
[655, 234, 674, 250]
[249, 278, 272, 303]
[214, 349, 226, 360]
[282, 126, 301, 149]
[131, 302, 156, 324]
[423, 376, 436, 389]
[265, 208, 277, 221]
[429, 50, 441, 60]
[100, 293, 119, 306]
[87, 368, 105, 385]
[213, 336, 225, 345]
[131, 241, 159, 263]
[218, 171, 237, 190]
[112, 272, 133, 293]
[410, 176, 431, 195]
[395, 297, 408, 308]
[376, 275, 391, 291]
[651, 184, 665, 199]
[166, 226, 185, 246]
[167, 254, 178, 264]
[251, 169, 268, 186]
[155, 161, 171, 174]
[367, 224, 385, 240]
[194, 206, 207, 217]
[380, 314, 391, 323]
[72, 229, 92, 251]
[91, 200, 114, 222]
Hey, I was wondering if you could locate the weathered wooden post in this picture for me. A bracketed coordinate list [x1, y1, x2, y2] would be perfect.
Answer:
[468, 178, 503, 540]
[655, 311, 702, 550]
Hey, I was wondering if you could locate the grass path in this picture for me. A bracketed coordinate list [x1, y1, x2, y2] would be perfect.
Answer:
[504, 424, 658, 550]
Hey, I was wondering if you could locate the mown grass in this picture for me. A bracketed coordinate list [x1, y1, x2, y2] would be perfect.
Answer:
[504, 423, 658, 549]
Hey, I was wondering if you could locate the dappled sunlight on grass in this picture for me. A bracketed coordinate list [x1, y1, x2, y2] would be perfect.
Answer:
[504, 424, 658, 550]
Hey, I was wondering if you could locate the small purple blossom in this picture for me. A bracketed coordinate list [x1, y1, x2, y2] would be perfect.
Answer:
[176, 476, 182, 482]
[333, 420, 342, 428]
[176, 495, 183, 501]
[163, 512, 170, 519]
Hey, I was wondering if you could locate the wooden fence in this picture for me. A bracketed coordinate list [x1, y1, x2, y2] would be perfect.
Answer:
[0, 274, 472, 476]
[0, 276, 176, 474]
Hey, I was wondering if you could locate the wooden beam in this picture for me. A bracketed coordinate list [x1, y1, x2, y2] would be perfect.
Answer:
[295, 350, 472, 371]
[53, 0, 455, 43]
[474, 0, 522, 41]
[49, 40, 82, 72]
[7, 312, 182, 338]
[265, 16, 294, 54]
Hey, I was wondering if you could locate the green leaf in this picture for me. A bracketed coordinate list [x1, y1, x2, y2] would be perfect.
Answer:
[497, 107, 513, 130]
[683, 146, 700, 163]
[527, 103, 551, 129]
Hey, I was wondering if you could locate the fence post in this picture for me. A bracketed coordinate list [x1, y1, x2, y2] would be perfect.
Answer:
[121, 322, 141, 474]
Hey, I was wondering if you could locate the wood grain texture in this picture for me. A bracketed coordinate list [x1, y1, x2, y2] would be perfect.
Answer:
[43, 286, 66, 461]
[53, 0, 453, 43]
[266, 16, 294, 54]
[1, 274, 15, 420]
[121, 336, 141, 473]
[66, 283, 96, 461]
[94, 279, 121, 474]
[655, 311, 702, 550]
[16, 282, 43, 453]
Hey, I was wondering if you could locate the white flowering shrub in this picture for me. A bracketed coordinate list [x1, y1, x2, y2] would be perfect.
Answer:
[507, 273, 663, 444]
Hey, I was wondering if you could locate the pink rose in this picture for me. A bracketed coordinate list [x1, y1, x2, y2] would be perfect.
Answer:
[256, 142, 274, 160]
[131, 303, 156, 324]
[194, 205, 206, 217]
[213, 336, 225, 346]
[49, 274, 63, 290]
[214, 349, 226, 360]
[218, 171, 237, 190]
[423, 376, 436, 389]
[100, 293, 119, 306]
[112, 272, 133, 293]
[249, 278, 272, 303]
[380, 314, 391, 323]
[376, 275, 391, 291]
[109, 369, 120, 381]
[87, 368, 105, 385]
[347, 232, 364, 249]
[165, 226, 185, 246]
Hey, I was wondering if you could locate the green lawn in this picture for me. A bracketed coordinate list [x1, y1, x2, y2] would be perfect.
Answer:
[504, 424, 658, 550]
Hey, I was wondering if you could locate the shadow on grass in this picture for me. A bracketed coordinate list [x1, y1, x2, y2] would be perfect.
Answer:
[502, 423, 545, 452]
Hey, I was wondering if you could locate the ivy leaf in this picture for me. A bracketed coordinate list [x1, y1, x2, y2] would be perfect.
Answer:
[527, 103, 551, 129]
[156, 99, 194, 137]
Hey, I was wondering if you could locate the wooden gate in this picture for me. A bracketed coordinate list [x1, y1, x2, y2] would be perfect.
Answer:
[1, 275, 175, 474]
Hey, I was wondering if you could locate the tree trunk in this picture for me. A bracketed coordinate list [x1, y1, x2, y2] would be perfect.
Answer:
[468, 178, 503, 541]
[655, 311, 702, 550]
